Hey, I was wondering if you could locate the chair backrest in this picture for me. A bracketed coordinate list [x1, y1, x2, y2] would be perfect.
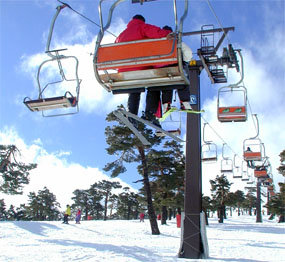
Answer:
[218, 106, 247, 122]
[96, 38, 178, 71]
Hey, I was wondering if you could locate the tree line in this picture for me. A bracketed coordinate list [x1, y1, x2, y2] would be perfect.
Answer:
[0, 115, 284, 230]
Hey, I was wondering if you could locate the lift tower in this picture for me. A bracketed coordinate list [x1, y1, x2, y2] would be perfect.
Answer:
[179, 26, 239, 259]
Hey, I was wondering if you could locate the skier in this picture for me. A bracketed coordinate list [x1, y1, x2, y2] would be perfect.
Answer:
[139, 212, 145, 222]
[63, 204, 71, 224]
[75, 209, 81, 224]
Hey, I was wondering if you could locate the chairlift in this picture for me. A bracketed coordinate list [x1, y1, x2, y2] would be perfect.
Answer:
[217, 50, 247, 122]
[220, 143, 233, 173]
[23, 5, 81, 117]
[254, 158, 271, 179]
[243, 114, 265, 161]
[233, 154, 242, 178]
[241, 161, 250, 181]
[263, 177, 273, 187]
[201, 123, 218, 163]
[93, 0, 189, 94]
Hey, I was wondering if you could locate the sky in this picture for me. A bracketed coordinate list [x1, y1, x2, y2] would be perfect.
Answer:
[0, 214, 285, 261]
[0, 0, 284, 209]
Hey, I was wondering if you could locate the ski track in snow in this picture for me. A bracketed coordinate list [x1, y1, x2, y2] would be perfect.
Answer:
[0, 215, 284, 262]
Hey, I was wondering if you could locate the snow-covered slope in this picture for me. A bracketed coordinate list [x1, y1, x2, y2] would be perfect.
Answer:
[0, 215, 284, 262]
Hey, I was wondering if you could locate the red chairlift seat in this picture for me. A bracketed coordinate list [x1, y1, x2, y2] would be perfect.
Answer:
[243, 151, 262, 161]
[218, 106, 247, 122]
[94, 38, 189, 93]
[254, 168, 268, 178]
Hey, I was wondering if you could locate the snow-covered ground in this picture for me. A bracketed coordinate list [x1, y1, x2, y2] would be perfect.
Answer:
[0, 215, 284, 262]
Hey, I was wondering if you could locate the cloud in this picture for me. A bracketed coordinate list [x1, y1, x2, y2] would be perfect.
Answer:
[0, 127, 136, 209]
[19, 17, 129, 117]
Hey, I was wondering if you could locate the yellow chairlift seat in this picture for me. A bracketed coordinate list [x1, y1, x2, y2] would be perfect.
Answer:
[94, 38, 189, 93]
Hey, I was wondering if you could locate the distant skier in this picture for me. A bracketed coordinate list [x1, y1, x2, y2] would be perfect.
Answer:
[139, 212, 145, 222]
[75, 209, 81, 224]
[63, 204, 71, 224]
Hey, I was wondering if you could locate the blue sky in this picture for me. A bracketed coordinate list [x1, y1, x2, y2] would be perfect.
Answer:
[0, 0, 284, 209]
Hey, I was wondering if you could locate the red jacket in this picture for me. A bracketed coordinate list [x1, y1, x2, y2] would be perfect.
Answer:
[116, 19, 171, 43]
[115, 19, 171, 72]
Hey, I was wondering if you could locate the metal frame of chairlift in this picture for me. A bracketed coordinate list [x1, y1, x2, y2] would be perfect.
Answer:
[93, 0, 189, 94]
[156, 109, 182, 137]
[201, 123, 218, 163]
[217, 50, 248, 122]
[241, 161, 250, 181]
[243, 114, 265, 161]
[220, 143, 233, 173]
[23, 4, 81, 117]
[233, 154, 242, 178]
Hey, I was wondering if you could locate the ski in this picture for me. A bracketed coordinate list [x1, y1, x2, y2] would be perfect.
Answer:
[159, 107, 205, 122]
[113, 110, 151, 146]
[117, 109, 184, 143]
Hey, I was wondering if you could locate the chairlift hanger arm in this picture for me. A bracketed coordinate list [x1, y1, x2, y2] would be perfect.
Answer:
[46, 4, 68, 59]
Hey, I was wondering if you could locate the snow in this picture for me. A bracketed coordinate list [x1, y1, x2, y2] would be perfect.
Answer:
[0, 215, 284, 262]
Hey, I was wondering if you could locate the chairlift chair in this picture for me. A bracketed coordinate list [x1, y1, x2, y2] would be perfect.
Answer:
[233, 154, 242, 178]
[217, 85, 247, 122]
[241, 161, 250, 181]
[217, 50, 247, 122]
[201, 123, 218, 163]
[93, 0, 189, 94]
[202, 143, 218, 162]
[23, 5, 81, 117]
[220, 143, 233, 173]
[243, 114, 265, 161]
[263, 177, 273, 187]
[254, 159, 271, 179]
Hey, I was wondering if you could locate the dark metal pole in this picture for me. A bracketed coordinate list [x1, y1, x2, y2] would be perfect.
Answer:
[256, 181, 262, 223]
[179, 62, 203, 259]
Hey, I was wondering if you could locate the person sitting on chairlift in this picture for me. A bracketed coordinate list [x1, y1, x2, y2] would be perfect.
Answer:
[245, 146, 255, 169]
[115, 15, 172, 127]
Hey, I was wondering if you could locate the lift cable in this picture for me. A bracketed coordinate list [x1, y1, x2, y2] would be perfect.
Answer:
[201, 115, 242, 160]
[205, 0, 230, 44]
[57, 0, 117, 38]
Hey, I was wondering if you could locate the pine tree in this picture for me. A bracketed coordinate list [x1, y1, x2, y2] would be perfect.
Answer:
[0, 199, 7, 220]
[243, 192, 257, 216]
[142, 141, 185, 225]
[6, 205, 16, 220]
[26, 187, 61, 221]
[210, 174, 232, 223]
[96, 180, 122, 221]
[0, 145, 37, 194]
[117, 187, 140, 220]
[104, 109, 162, 234]
[233, 190, 245, 216]
[265, 150, 285, 222]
